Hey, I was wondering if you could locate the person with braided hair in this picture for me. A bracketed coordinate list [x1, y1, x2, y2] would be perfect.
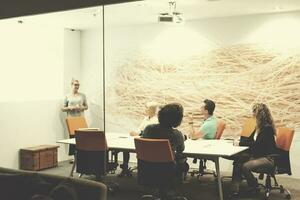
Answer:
[229, 103, 278, 199]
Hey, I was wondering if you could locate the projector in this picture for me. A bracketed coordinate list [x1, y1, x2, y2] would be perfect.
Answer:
[158, 14, 183, 23]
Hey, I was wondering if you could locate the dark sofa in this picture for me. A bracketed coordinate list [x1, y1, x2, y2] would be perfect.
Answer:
[0, 167, 107, 200]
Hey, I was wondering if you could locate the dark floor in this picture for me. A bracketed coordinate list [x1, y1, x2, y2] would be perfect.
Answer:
[42, 161, 299, 200]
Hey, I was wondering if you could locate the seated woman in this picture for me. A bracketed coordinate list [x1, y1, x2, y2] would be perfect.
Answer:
[119, 102, 159, 176]
[229, 103, 278, 198]
[142, 103, 189, 180]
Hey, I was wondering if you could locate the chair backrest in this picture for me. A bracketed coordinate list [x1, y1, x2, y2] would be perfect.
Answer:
[75, 129, 107, 151]
[66, 117, 88, 136]
[276, 127, 294, 151]
[75, 129, 107, 176]
[275, 127, 294, 175]
[215, 120, 226, 139]
[240, 117, 256, 137]
[134, 138, 174, 163]
[135, 138, 176, 189]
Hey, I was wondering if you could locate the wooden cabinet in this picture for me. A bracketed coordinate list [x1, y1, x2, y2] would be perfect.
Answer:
[20, 145, 59, 171]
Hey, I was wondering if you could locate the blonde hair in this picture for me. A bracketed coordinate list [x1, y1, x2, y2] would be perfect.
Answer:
[146, 101, 160, 114]
[252, 103, 276, 135]
[71, 78, 79, 85]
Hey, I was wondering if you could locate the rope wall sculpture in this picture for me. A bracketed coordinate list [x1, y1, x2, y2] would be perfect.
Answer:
[106, 44, 300, 136]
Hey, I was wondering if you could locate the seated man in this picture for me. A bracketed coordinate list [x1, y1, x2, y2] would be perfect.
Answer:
[189, 99, 217, 140]
[119, 102, 159, 176]
[189, 99, 217, 174]
[142, 103, 189, 181]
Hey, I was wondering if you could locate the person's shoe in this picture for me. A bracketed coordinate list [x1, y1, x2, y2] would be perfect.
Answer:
[69, 159, 74, 164]
[227, 192, 239, 200]
[118, 168, 132, 177]
[120, 164, 128, 170]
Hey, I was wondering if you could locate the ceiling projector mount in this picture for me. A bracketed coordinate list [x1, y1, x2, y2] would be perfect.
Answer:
[158, 1, 183, 23]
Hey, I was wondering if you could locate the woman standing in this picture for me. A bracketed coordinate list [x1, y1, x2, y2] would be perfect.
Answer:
[62, 79, 88, 157]
[62, 79, 88, 117]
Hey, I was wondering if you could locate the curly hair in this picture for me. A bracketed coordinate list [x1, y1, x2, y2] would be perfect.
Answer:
[252, 103, 276, 135]
[158, 103, 183, 128]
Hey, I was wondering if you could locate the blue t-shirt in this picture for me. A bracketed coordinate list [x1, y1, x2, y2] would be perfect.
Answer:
[200, 116, 217, 139]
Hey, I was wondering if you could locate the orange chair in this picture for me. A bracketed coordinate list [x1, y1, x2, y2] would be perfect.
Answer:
[134, 138, 187, 200]
[74, 129, 119, 193]
[191, 120, 226, 178]
[66, 116, 88, 136]
[240, 117, 256, 138]
[75, 129, 107, 178]
[65, 116, 88, 156]
[215, 119, 226, 139]
[256, 127, 294, 199]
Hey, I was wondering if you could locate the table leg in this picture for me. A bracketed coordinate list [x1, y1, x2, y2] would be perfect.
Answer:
[215, 157, 223, 200]
[70, 154, 76, 177]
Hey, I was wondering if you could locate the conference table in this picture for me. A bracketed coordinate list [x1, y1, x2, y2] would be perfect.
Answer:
[57, 132, 248, 200]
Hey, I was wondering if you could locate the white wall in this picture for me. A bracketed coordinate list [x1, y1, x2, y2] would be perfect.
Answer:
[0, 22, 72, 168]
[80, 28, 103, 129]
[0, 23, 63, 101]
[63, 29, 81, 94]
[0, 21, 100, 169]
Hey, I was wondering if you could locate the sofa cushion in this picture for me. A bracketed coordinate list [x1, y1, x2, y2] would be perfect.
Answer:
[49, 180, 78, 200]
[0, 172, 52, 200]
[0, 172, 25, 200]
[23, 173, 53, 198]
[30, 194, 54, 200]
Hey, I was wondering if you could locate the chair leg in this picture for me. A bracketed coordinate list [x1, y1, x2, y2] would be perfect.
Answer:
[283, 187, 291, 199]
[259, 174, 292, 200]
[70, 155, 76, 177]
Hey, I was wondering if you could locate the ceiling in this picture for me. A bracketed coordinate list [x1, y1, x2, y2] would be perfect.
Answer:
[0, 0, 139, 20]
[2, 0, 300, 29]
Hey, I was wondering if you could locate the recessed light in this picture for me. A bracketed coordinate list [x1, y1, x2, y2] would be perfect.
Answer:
[274, 6, 282, 11]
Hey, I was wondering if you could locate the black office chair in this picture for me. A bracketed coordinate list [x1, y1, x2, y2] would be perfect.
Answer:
[75, 129, 118, 194]
[75, 129, 107, 178]
[255, 127, 294, 200]
[134, 138, 187, 200]
[190, 120, 226, 178]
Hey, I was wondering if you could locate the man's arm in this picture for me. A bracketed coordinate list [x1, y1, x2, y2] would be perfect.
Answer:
[189, 129, 203, 140]
[189, 122, 203, 140]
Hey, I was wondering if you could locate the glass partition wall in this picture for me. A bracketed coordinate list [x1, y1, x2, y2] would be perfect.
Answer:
[104, 0, 300, 135]
[0, 0, 299, 169]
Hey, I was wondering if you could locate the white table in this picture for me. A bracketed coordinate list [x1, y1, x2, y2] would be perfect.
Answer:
[57, 133, 248, 200]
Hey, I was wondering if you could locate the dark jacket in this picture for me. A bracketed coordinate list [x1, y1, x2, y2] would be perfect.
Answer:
[142, 124, 185, 160]
[240, 125, 277, 158]
[239, 125, 291, 175]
